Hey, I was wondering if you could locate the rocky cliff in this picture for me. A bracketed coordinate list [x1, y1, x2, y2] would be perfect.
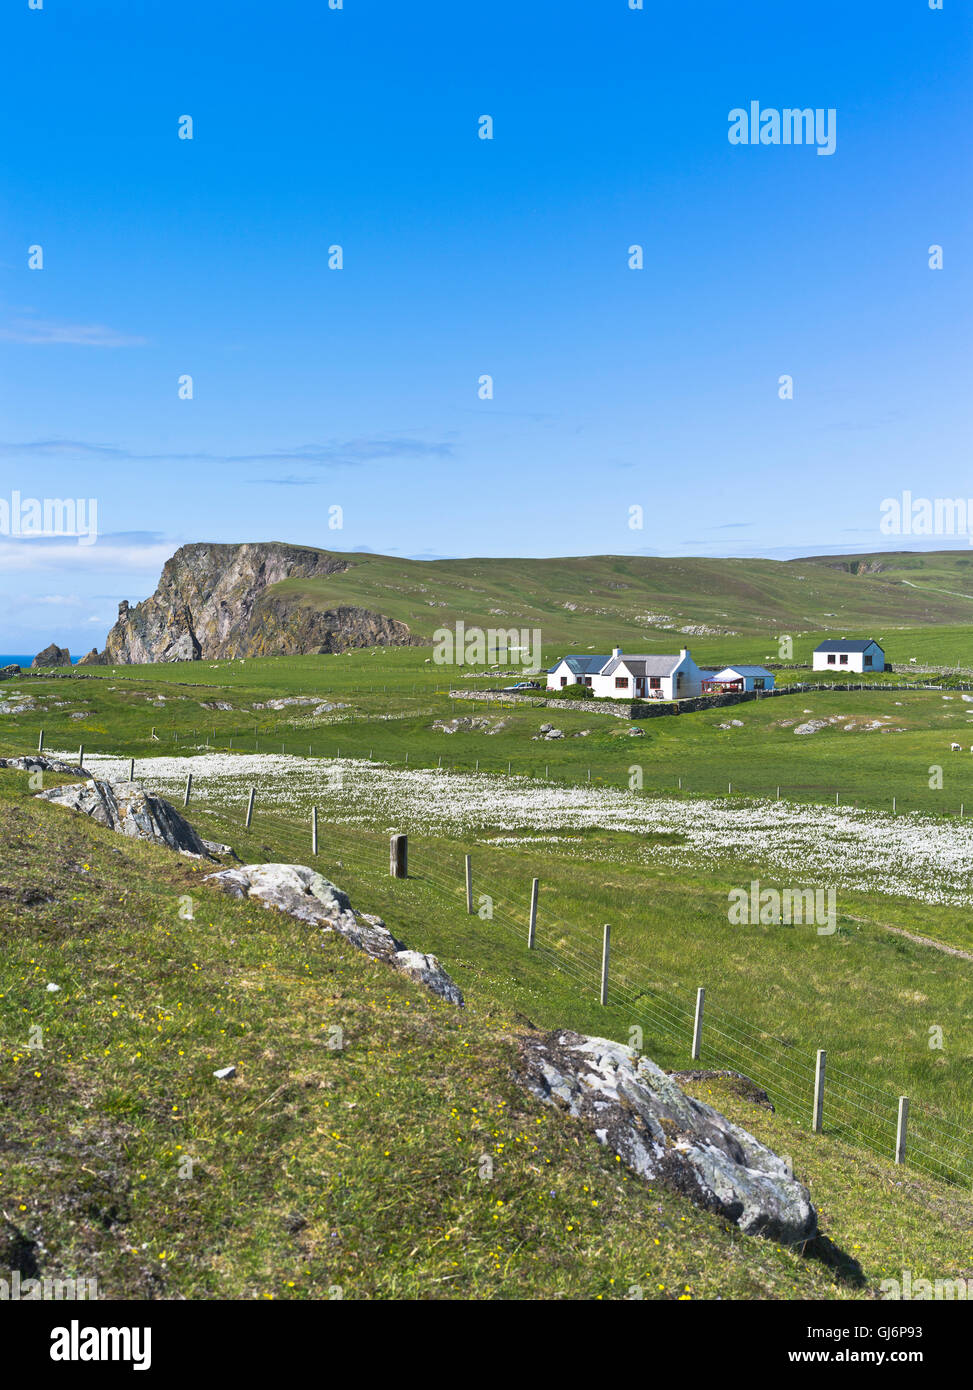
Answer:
[95, 542, 421, 663]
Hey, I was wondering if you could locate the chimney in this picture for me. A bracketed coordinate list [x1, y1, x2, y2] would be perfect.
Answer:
[679, 648, 689, 659]
[612, 646, 622, 658]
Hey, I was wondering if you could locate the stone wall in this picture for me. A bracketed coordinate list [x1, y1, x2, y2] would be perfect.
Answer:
[450, 680, 962, 719]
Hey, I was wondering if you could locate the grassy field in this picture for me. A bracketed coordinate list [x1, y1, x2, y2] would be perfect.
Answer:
[1, 767, 971, 1300]
[2, 642, 972, 1298]
[12, 646, 973, 816]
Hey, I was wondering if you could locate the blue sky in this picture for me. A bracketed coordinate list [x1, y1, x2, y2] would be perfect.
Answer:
[1, 1, 970, 651]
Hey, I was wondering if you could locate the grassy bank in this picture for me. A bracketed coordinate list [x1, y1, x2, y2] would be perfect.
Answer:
[1, 770, 971, 1299]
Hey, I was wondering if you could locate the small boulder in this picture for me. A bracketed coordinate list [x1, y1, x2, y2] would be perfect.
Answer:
[392, 950, 464, 1006]
[36, 780, 212, 857]
[518, 1030, 816, 1243]
[204, 864, 463, 1005]
[0, 754, 86, 777]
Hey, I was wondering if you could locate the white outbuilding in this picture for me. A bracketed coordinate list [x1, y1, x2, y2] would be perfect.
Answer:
[812, 639, 885, 674]
[705, 665, 775, 692]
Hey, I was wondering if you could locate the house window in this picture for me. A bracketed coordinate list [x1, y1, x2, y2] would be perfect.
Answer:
[560, 677, 568, 687]
[840, 654, 848, 665]
[584, 676, 592, 686]
[827, 654, 836, 664]
[864, 655, 872, 667]
[649, 677, 660, 689]
[615, 677, 628, 689]
[754, 678, 765, 690]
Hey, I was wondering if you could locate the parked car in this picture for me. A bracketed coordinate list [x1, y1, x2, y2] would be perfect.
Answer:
[502, 681, 537, 691]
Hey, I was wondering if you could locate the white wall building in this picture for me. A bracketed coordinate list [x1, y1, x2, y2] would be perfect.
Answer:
[590, 648, 707, 700]
[546, 653, 612, 691]
[706, 665, 775, 692]
[812, 639, 885, 674]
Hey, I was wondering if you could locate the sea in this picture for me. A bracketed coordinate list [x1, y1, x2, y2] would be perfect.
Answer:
[0, 655, 81, 666]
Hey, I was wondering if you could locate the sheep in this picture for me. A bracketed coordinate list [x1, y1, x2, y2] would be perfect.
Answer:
[952, 742, 962, 751]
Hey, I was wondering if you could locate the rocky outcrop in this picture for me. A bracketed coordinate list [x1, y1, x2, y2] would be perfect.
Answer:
[77, 648, 104, 666]
[0, 664, 21, 679]
[99, 541, 421, 663]
[32, 645, 70, 668]
[519, 1030, 816, 1243]
[204, 863, 463, 1005]
[0, 755, 87, 777]
[35, 780, 212, 857]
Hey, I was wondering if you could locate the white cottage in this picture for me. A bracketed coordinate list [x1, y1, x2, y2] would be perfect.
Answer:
[546, 653, 613, 691]
[590, 648, 707, 701]
[812, 639, 885, 674]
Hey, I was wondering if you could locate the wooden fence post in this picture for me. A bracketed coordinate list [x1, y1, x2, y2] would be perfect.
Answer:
[390, 833, 408, 878]
[600, 924, 611, 1005]
[691, 987, 705, 1060]
[528, 877, 538, 949]
[311, 806, 318, 856]
[245, 787, 255, 829]
[465, 854, 473, 913]
[183, 773, 192, 807]
[895, 1096, 909, 1164]
[78, 744, 84, 769]
[129, 757, 135, 782]
[812, 1049, 826, 1133]
[37, 729, 44, 752]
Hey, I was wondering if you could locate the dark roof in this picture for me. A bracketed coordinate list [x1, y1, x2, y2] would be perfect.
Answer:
[548, 654, 611, 675]
[813, 639, 883, 653]
[602, 654, 683, 677]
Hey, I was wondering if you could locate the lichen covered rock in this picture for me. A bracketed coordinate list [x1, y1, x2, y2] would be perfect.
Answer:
[35, 779, 212, 857]
[204, 863, 463, 1004]
[519, 1029, 816, 1243]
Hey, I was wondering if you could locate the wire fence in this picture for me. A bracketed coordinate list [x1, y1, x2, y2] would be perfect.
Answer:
[147, 773, 973, 1193]
[57, 717, 973, 823]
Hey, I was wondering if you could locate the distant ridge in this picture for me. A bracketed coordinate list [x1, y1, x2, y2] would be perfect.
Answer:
[75, 544, 973, 664]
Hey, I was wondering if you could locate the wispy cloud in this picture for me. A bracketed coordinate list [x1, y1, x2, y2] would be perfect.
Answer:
[228, 439, 455, 467]
[0, 319, 148, 347]
[0, 535, 173, 574]
[0, 436, 455, 467]
[247, 475, 320, 487]
[0, 438, 129, 459]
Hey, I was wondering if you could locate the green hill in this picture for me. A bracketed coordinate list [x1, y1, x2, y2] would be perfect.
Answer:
[269, 548, 973, 648]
